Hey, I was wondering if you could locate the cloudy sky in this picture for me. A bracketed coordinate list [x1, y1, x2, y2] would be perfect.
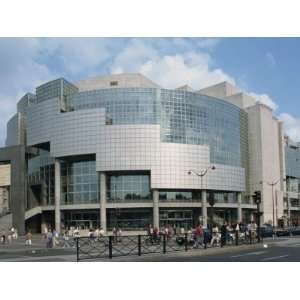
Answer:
[1, 37, 300, 146]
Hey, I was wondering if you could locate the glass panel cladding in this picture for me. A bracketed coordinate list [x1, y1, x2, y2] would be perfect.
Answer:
[61, 160, 98, 205]
[286, 178, 300, 193]
[159, 209, 194, 230]
[211, 191, 238, 204]
[28, 149, 55, 206]
[107, 173, 151, 203]
[17, 93, 36, 114]
[66, 88, 247, 167]
[36, 78, 78, 103]
[107, 208, 152, 230]
[159, 190, 201, 202]
[285, 145, 300, 179]
[63, 210, 100, 230]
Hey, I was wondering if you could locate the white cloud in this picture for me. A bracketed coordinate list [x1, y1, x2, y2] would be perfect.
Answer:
[197, 38, 222, 50]
[248, 92, 278, 111]
[279, 113, 300, 142]
[0, 37, 297, 145]
[110, 39, 158, 74]
[266, 51, 277, 67]
[110, 39, 235, 89]
[43, 38, 119, 76]
[0, 38, 55, 146]
[138, 52, 236, 89]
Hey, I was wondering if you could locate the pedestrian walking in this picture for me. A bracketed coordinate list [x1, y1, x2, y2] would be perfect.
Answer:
[14, 229, 18, 240]
[62, 231, 70, 248]
[46, 231, 53, 248]
[25, 231, 32, 246]
[210, 224, 220, 247]
[193, 223, 204, 249]
[117, 228, 122, 242]
[99, 227, 105, 237]
[7, 231, 12, 244]
[220, 222, 227, 247]
[112, 227, 118, 243]
[1, 230, 6, 244]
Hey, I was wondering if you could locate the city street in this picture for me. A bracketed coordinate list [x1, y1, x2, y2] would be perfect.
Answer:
[1, 235, 300, 262]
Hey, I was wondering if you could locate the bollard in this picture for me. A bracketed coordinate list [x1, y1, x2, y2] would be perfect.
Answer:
[184, 233, 188, 251]
[249, 232, 252, 244]
[138, 235, 141, 256]
[163, 234, 166, 254]
[76, 238, 79, 262]
[257, 228, 261, 243]
[235, 230, 238, 246]
[109, 236, 113, 259]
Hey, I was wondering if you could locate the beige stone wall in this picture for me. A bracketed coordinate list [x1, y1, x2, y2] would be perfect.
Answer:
[0, 164, 11, 187]
[246, 103, 285, 225]
[76, 73, 160, 91]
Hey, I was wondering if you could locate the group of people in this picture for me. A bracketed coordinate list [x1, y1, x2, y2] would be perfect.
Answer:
[144, 220, 259, 249]
[1, 227, 18, 244]
[194, 221, 259, 248]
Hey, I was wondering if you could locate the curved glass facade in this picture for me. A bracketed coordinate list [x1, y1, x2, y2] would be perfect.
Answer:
[66, 88, 247, 167]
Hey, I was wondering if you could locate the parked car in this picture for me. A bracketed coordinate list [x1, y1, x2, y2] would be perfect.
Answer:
[260, 224, 274, 238]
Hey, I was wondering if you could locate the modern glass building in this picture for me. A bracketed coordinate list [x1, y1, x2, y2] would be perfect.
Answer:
[284, 137, 300, 225]
[0, 74, 289, 234]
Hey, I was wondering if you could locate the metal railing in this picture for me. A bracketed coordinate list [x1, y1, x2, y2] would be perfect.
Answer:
[75, 231, 265, 261]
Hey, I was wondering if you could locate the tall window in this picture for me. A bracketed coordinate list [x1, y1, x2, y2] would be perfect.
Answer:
[61, 160, 98, 204]
[107, 173, 151, 202]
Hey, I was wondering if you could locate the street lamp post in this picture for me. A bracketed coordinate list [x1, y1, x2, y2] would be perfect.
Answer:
[188, 166, 216, 190]
[253, 191, 262, 242]
[260, 178, 285, 232]
[188, 166, 216, 229]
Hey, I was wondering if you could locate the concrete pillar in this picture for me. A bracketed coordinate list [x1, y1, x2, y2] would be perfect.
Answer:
[287, 196, 291, 226]
[41, 213, 47, 234]
[100, 172, 107, 232]
[201, 190, 207, 228]
[54, 159, 61, 233]
[153, 190, 159, 229]
[237, 192, 242, 223]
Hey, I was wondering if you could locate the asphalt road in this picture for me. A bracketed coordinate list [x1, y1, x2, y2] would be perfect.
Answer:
[110, 237, 300, 262]
[1, 236, 300, 262]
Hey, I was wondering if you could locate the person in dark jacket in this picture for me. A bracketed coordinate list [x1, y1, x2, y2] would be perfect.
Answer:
[221, 222, 227, 247]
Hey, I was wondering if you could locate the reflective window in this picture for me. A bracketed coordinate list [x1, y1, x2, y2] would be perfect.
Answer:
[107, 208, 152, 230]
[211, 191, 238, 204]
[28, 149, 55, 206]
[159, 190, 201, 202]
[61, 160, 98, 205]
[63, 210, 100, 230]
[107, 173, 151, 202]
[285, 145, 300, 179]
[66, 88, 247, 167]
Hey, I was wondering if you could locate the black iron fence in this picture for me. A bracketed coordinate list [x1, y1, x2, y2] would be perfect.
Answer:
[75, 226, 300, 261]
[75, 230, 264, 261]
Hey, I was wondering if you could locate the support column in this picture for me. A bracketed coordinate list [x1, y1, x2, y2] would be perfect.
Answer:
[100, 172, 107, 233]
[41, 214, 47, 234]
[54, 159, 61, 233]
[153, 190, 159, 229]
[237, 192, 242, 223]
[201, 190, 207, 228]
[287, 196, 291, 226]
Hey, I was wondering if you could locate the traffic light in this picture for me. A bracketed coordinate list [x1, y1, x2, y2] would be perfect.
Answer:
[208, 192, 215, 207]
[253, 191, 261, 204]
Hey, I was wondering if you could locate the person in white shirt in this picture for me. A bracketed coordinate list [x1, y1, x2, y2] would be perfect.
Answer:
[99, 228, 105, 237]
[210, 225, 219, 247]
